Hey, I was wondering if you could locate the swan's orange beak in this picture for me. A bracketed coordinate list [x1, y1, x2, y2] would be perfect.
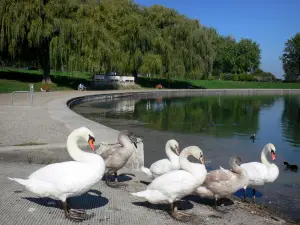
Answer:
[88, 139, 95, 151]
[271, 152, 276, 161]
[88, 135, 95, 151]
[200, 156, 205, 165]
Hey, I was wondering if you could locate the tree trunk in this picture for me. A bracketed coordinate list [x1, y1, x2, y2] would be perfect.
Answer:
[40, 39, 51, 84]
[132, 69, 138, 84]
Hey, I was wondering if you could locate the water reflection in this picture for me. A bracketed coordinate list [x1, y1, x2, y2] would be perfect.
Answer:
[281, 96, 300, 147]
[103, 96, 278, 138]
[72, 95, 300, 148]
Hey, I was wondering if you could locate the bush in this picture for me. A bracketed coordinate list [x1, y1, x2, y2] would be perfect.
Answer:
[221, 73, 234, 80]
[137, 77, 206, 89]
[233, 74, 239, 81]
[238, 73, 254, 81]
[251, 70, 276, 81]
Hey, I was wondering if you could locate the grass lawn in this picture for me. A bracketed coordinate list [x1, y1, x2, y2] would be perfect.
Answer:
[0, 67, 91, 79]
[0, 67, 92, 93]
[1, 67, 300, 93]
[190, 80, 300, 89]
[0, 79, 73, 93]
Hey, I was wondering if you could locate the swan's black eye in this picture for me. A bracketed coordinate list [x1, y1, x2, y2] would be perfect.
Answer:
[271, 150, 275, 154]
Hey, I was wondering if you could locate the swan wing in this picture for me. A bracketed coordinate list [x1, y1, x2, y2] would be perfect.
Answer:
[204, 168, 234, 184]
[149, 159, 173, 176]
[100, 147, 117, 160]
[148, 170, 196, 200]
[241, 162, 267, 185]
[28, 161, 102, 192]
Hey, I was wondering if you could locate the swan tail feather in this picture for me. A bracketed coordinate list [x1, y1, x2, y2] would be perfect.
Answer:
[131, 190, 151, 198]
[8, 177, 29, 186]
[140, 166, 153, 178]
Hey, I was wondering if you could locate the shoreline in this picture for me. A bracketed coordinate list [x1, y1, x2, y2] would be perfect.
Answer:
[0, 89, 299, 224]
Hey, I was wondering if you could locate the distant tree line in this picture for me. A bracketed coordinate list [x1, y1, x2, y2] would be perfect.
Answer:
[1, 0, 267, 83]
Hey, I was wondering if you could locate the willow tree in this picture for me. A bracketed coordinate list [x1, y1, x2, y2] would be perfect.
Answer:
[0, 0, 81, 83]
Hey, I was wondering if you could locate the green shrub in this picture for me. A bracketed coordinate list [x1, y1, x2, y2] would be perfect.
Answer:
[221, 73, 234, 80]
[233, 74, 239, 81]
[137, 77, 206, 89]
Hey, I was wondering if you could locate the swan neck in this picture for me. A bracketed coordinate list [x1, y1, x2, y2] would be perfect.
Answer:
[166, 143, 178, 163]
[179, 153, 206, 182]
[261, 147, 271, 167]
[118, 135, 134, 157]
[231, 161, 246, 175]
[119, 134, 132, 148]
[67, 132, 101, 165]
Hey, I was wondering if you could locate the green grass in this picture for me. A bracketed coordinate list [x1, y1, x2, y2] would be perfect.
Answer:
[0, 79, 73, 93]
[0, 67, 91, 79]
[189, 80, 300, 89]
[0, 67, 92, 93]
[1, 67, 300, 93]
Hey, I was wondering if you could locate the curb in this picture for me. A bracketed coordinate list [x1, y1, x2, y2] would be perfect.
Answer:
[0, 139, 144, 170]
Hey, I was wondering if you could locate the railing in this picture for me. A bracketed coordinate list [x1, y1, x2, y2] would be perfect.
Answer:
[11, 84, 34, 106]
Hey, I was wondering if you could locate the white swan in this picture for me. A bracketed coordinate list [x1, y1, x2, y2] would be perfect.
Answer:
[131, 146, 207, 221]
[140, 139, 180, 179]
[100, 130, 137, 187]
[240, 143, 279, 201]
[8, 127, 105, 222]
[195, 156, 249, 209]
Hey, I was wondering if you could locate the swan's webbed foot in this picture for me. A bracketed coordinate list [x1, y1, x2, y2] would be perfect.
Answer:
[105, 171, 127, 188]
[63, 201, 94, 222]
[170, 202, 195, 221]
[172, 210, 195, 221]
[212, 199, 223, 212]
[68, 209, 95, 222]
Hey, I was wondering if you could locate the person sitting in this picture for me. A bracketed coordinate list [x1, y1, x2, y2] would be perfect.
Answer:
[78, 83, 87, 91]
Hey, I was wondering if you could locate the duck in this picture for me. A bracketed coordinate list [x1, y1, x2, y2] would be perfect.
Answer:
[131, 146, 207, 221]
[240, 143, 279, 202]
[250, 134, 256, 143]
[140, 139, 180, 179]
[8, 127, 105, 222]
[100, 130, 138, 187]
[283, 161, 298, 172]
[195, 156, 249, 209]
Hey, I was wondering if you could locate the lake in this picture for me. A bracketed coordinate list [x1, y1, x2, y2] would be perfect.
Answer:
[72, 93, 300, 222]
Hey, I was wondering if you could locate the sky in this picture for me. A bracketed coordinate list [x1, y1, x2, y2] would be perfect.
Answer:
[134, 0, 300, 78]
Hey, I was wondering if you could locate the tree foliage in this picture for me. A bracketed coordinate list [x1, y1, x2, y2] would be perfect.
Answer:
[0, 0, 262, 83]
[281, 33, 300, 81]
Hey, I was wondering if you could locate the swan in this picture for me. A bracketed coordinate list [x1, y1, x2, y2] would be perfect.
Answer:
[140, 139, 180, 179]
[8, 127, 105, 222]
[100, 130, 137, 187]
[131, 146, 207, 221]
[240, 143, 279, 201]
[195, 156, 249, 209]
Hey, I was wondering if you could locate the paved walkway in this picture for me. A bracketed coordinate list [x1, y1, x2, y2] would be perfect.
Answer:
[0, 161, 287, 225]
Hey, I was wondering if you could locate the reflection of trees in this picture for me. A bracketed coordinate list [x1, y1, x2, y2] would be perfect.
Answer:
[281, 96, 300, 147]
[133, 95, 277, 138]
[73, 95, 278, 139]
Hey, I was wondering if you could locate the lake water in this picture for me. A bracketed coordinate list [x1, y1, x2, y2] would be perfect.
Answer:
[72, 94, 300, 222]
